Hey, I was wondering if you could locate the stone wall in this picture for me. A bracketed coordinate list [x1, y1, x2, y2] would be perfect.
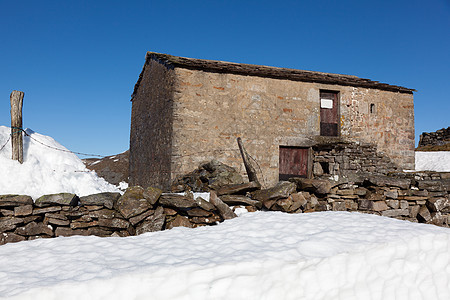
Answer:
[167, 67, 414, 188]
[312, 142, 400, 179]
[418, 127, 450, 147]
[129, 59, 175, 189]
[2, 171, 449, 246]
[0, 188, 234, 246]
[252, 173, 450, 227]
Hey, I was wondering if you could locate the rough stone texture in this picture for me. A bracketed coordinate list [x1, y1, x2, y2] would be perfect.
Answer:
[167, 215, 193, 229]
[290, 178, 332, 195]
[418, 127, 450, 148]
[143, 187, 163, 205]
[209, 191, 236, 220]
[171, 160, 244, 192]
[217, 181, 261, 196]
[159, 194, 198, 209]
[130, 52, 415, 190]
[251, 181, 297, 202]
[219, 195, 262, 209]
[0, 195, 33, 207]
[129, 58, 175, 190]
[79, 192, 121, 209]
[114, 186, 152, 219]
[15, 222, 53, 236]
[136, 207, 166, 235]
[35, 193, 79, 207]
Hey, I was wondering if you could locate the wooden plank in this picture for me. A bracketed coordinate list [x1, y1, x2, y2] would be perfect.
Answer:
[10, 91, 24, 164]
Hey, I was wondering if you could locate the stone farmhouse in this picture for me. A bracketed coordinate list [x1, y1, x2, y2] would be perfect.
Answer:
[130, 52, 415, 190]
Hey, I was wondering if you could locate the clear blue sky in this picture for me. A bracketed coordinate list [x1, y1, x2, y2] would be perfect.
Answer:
[1, 0, 449, 156]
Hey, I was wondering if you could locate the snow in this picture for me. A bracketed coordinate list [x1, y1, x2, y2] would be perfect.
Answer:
[1, 127, 450, 298]
[415, 151, 450, 172]
[0, 126, 120, 199]
[0, 211, 449, 299]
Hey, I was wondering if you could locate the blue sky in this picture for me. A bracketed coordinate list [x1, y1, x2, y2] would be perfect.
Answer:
[1, 0, 449, 156]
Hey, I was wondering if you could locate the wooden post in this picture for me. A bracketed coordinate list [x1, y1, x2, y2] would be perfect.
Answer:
[237, 137, 260, 184]
[10, 90, 24, 164]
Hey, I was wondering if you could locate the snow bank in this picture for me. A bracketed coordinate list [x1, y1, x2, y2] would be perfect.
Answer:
[415, 151, 450, 172]
[1, 211, 449, 299]
[0, 126, 120, 199]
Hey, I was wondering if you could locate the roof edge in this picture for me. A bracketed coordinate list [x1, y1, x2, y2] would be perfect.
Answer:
[131, 51, 415, 99]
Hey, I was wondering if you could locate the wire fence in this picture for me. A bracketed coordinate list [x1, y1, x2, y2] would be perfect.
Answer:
[1, 127, 267, 185]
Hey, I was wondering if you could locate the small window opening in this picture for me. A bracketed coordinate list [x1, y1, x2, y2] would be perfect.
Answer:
[370, 103, 376, 114]
[319, 162, 329, 174]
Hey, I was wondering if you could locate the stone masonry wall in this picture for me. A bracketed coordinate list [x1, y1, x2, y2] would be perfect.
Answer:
[168, 67, 414, 188]
[130, 60, 175, 189]
[312, 142, 400, 180]
[418, 127, 450, 147]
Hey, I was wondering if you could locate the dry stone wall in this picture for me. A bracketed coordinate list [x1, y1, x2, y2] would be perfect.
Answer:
[418, 127, 450, 147]
[2, 162, 448, 246]
[312, 142, 400, 179]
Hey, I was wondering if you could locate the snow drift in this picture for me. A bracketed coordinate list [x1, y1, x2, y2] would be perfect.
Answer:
[0, 211, 449, 300]
[0, 126, 120, 199]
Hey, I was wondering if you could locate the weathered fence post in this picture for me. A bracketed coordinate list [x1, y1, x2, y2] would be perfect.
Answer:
[10, 90, 24, 164]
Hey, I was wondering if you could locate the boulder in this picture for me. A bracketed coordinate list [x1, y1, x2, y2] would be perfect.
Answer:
[136, 207, 165, 235]
[251, 181, 297, 202]
[0, 195, 33, 208]
[79, 192, 121, 209]
[115, 186, 153, 219]
[35, 193, 79, 207]
[97, 218, 130, 230]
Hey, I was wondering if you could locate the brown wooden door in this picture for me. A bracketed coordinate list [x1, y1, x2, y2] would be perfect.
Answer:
[320, 91, 339, 136]
[279, 147, 309, 180]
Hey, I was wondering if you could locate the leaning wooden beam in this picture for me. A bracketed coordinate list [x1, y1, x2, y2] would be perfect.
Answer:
[10, 90, 24, 164]
[237, 137, 260, 185]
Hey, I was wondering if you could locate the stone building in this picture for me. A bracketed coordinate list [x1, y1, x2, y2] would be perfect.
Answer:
[130, 52, 415, 190]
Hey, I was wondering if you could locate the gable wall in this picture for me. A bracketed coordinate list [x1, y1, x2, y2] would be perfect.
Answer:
[130, 60, 175, 189]
[168, 68, 414, 188]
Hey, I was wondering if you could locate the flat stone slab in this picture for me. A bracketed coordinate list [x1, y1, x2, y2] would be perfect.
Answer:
[35, 193, 79, 207]
[0, 195, 33, 208]
[159, 194, 198, 209]
[220, 195, 262, 209]
[216, 181, 261, 196]
[79, 192, 121, 209]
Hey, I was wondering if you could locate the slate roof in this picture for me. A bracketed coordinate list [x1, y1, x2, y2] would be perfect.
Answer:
[132, 51, 414, 99]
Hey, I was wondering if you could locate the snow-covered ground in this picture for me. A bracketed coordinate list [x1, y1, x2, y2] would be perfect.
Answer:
[415, 151, 450, 172]
[1, 126, 450, 299]
[0, 126, 120, 199]
[1, 211, 449, 300]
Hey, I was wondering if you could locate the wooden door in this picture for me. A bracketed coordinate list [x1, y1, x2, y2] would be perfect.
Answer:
[320, 91, 339, 136]
[279, 147, 309, 180]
